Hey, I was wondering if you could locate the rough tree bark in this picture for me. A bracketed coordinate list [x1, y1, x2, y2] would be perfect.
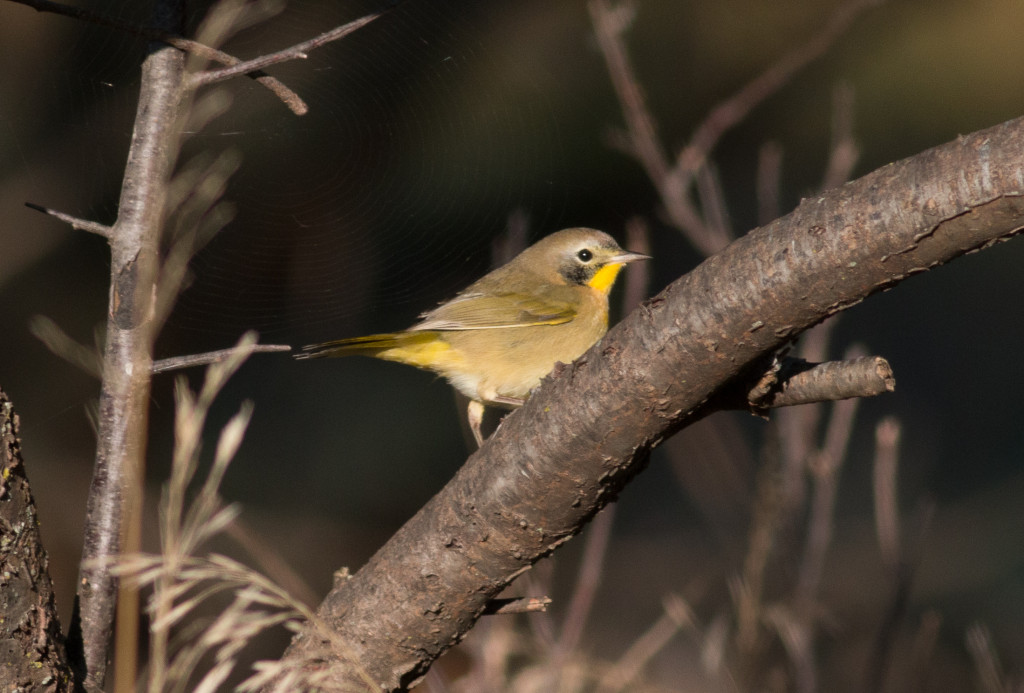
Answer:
[281, 117, 1024, 690]
[0, 389, 73, 691]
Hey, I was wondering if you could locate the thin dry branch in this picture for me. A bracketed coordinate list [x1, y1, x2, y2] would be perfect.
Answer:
[675, 0, 882, 181]
[793, 348, 863, 621]
[69, 21, 187, 693]
[821, 83, 860, 191]
[591, 0, 882, 253]
[279, 117, 1024, 690]
[556, 505, 616, 659]
[700, 355, 893, 417]
[481, 597, 552, 615]
[6, 0, 308, 114]
[188, 7, 392, 88]
[152, 344, 291, 373]
[596, 594, 695, 693]
[588, 0, 713, 251]
[873, 417, 902, 570]
[24, 202, 113, 238]
[864, 500, 934, 693]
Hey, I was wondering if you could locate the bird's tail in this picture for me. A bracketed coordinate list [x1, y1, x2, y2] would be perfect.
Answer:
[295, 331, 441, 360]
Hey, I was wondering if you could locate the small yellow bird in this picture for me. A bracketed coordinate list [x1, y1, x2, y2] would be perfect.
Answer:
[297, 227, 649, 445]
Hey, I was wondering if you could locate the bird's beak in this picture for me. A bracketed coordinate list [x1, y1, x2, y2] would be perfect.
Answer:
[611, 250, 652, 264]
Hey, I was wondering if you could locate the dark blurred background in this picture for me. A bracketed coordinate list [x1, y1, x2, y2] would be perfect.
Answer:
[1, 0, 1022, 689]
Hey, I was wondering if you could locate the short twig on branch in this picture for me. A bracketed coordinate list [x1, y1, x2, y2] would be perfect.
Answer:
[748, 356, 894, 410]
[707, 355, 894, 417]
[25, 202, 113, 238]
[188, 8, 393, 88]
[481, 597, 552, 615]
[152, 344, 291, 374]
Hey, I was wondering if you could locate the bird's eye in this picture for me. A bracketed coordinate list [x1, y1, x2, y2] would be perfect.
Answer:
[576, 248, 593, 262]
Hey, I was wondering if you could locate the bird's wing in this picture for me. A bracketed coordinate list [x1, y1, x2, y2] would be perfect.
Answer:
[413, 291, 577, 331]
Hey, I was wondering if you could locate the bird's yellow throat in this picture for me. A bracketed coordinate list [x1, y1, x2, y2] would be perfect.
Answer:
[587, 262, 625, 294]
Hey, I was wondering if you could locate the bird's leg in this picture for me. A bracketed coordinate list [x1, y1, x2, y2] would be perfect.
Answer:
[467, 399, 486, 447]
[469, 396, 525, 447]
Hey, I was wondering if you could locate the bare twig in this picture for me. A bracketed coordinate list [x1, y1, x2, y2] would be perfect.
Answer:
[69, 16, 187, 690]
[481, 596, 552, 615]
[591, 0, 882, 254]
[588, 0, 712, 251]
[821, 83, 860, 191]
[522, 561, 558, 650]
[24, 202, 113, 238]
[188, 7, 393, 88]
[596, 593, 695, 693]
[153, 344, 291, 373]
[6, 0, 309, 115]
[793, 352, 862, 620]
[863, 416, 905, 693]
[675, 0, 882, 181]
[776, 321, 834, 531]
[873, 417, 902, 570]
[556, 504, 616, 657]
[747, 356, 894, 409]
[695, 162, 734, 246]
[765, 606, 816, 693]
[734, 432, 784, 657]
[707, 356, 894, 415]
[622, 218, 651, 312]
[864, 500, 934, 693]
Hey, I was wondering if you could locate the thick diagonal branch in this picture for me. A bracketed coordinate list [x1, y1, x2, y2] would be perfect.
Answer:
[283, 118, 1024, 690]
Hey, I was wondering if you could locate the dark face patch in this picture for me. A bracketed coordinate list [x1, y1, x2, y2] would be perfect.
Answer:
[558, 243, 616, 286]
[561, 261, 593, 286]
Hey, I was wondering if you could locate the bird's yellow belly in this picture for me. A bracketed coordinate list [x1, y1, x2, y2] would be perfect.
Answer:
[440, 306, 607, 404]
